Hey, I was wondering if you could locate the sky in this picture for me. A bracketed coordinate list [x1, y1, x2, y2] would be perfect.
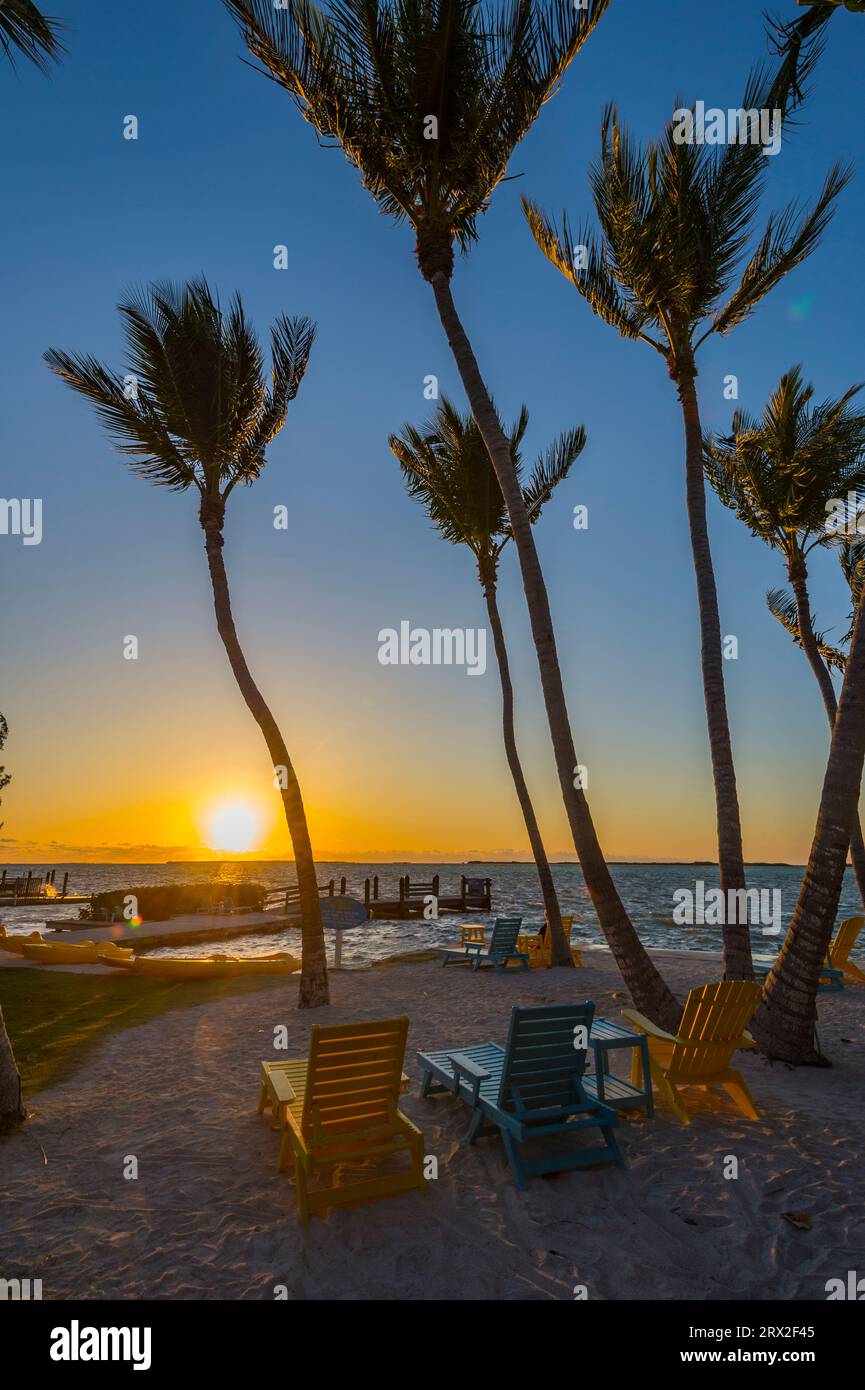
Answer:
[2, 0, 864, 865]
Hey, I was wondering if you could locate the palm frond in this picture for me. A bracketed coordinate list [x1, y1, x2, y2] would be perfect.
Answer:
[710, 162, 850, 338]
[521, 425, 585, 524]
[766, 585, 846, 672]
[0, 0, 65, 72]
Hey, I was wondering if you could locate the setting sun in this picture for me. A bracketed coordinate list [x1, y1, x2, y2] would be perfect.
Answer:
[207, 801, 260, 853]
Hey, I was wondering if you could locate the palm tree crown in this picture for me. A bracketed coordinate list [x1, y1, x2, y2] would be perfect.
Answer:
[704, 366, 865, 564]
[390, 395, 584, 577]
[44, 279, 316, 499]
[523, 74, 848, 377]
[1, 1, 64, 72]
[225, 0, 610, 279]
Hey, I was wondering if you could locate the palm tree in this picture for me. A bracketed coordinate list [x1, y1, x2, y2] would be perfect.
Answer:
[751, 568, 865, 1062]
[0, 712, 24, 1130]
[391, 397, 582, 964]
[1, 1, 64, 71]
[225, 0, 681, 1029]
[704, 366, 865, 903]
[523, 73, 848, 980]
[44, 279, 330, 1007]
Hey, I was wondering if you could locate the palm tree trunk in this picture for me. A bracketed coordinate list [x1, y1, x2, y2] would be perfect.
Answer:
[482, 571, 571, 965]
[430, 271, 680, 1029]
[200, 496, 329, 1008]
[0, 1005, 24, 1130]
[751, 584, 865, 1062]
[789, 559, 865, 903]
[677, 369, 752, 979]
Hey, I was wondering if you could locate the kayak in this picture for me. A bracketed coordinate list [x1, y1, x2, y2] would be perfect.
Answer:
[0, 928, 45, 956]
[20, 940, 134, 966]
[100, 951, 302, 979]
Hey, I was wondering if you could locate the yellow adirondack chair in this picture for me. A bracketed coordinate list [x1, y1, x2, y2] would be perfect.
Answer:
[518, 916, 583, 968]
[459, 924, 485, 946]
[622, 980, 761, 1125]
[827, 916, 865, 984]
[257, 1015, 426, 1223]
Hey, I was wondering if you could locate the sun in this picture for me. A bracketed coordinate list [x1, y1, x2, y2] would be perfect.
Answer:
[207, 801, 260, 854]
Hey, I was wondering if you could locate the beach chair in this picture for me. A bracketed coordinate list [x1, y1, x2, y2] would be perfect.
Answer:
[440, 915, 527, 972]
[519, 915, 583, 968]
[622, 980, 761, 1126]
[754, 938, 846, 992]
[826, 916, 865, 984]
[256, 1016, 426, 1224]
[417, 1002, 624, 1188]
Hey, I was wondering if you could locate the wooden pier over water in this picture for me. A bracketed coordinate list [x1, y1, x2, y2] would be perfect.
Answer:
[0, 868, 88, 905]
[268, 874, 492, 920]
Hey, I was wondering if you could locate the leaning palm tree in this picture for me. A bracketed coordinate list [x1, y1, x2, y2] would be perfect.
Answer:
[225, 0, 681, 1029]
[704, 366, 865, 904]
[751, 567, 865, 1062]
[0, 712, 24, 1130]
[523, 70, 848, 980]
[1, 0, 64, 71]
[391, 397, 582, 964]
[44, 279, 330, 1007]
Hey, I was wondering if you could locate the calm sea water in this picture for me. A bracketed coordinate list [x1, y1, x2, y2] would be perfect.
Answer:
[1, 861, 862, 968]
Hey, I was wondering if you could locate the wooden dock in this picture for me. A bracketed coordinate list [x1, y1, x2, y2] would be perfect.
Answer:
[0, 868, 82, 905]
[264, 874, 492, 920]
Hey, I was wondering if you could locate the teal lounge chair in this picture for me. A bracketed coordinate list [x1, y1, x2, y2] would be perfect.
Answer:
[417, 1002, 625, 1188]
[439, 915, 527, 972]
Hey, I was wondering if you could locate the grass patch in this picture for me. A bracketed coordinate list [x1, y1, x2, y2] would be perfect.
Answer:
[0, 968, 287, 1099]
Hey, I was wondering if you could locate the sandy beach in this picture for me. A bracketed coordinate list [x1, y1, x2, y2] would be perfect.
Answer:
[1, 948, 863, 1301]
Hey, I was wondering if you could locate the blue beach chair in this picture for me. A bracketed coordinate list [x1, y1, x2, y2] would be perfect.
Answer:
[439, 915, 527, 972]
[417, 1002, 625, 1188]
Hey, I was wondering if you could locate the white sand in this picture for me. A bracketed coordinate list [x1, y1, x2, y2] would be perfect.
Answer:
[1, 950, 863, 1301]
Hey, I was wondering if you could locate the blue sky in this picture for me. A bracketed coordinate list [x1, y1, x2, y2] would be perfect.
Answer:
[2, 0, 864, 863]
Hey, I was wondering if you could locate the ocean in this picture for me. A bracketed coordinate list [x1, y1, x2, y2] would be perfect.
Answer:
[1, 860, 862, 968]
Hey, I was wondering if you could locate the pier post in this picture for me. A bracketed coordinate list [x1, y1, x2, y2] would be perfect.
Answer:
[340, 876, 347, 896]
[25, 871, 32, 897]
[0, 870, 5, 890]
[433, 874, 440, 898]
[364, 878, 371, 908]
[373, 874, 379, 901]
[460, 874, 466, 908]
[61, 871, 69, 899]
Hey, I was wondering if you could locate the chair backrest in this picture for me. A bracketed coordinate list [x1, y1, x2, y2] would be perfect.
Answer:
[301, 1016, 408, 1140]
[497, 1002, 594, 1114]
[669, 981, 761, 1079]
[829, 916, 864, 968]
[489, 916, 522, 954]
[544, 913, 574, 942]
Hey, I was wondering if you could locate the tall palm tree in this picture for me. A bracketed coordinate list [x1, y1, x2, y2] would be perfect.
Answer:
[704, 366, 865, 903]
[1, 0, 64, 70]
[751, 567, 865, 1062]
[391, 397, 582, 964]
[0, 712, 24, 1130]
[225, 0, 681, 1029]
[44, 279, 330, 1007]
[523, 73, 848, 980]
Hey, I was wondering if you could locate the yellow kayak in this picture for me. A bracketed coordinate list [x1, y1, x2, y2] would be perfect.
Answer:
[116, 952, 302, 980]
[0, 928, 45, 956]
[21, 939, 134, 966]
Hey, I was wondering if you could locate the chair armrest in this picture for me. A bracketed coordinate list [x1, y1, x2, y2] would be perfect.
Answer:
[269, 1072, 297, 1105]
[449, 1051, 490, 1107]
[621, 1008, 678, 1044]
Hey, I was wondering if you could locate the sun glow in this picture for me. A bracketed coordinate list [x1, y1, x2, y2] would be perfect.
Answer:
[207, 801, 261, 853]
